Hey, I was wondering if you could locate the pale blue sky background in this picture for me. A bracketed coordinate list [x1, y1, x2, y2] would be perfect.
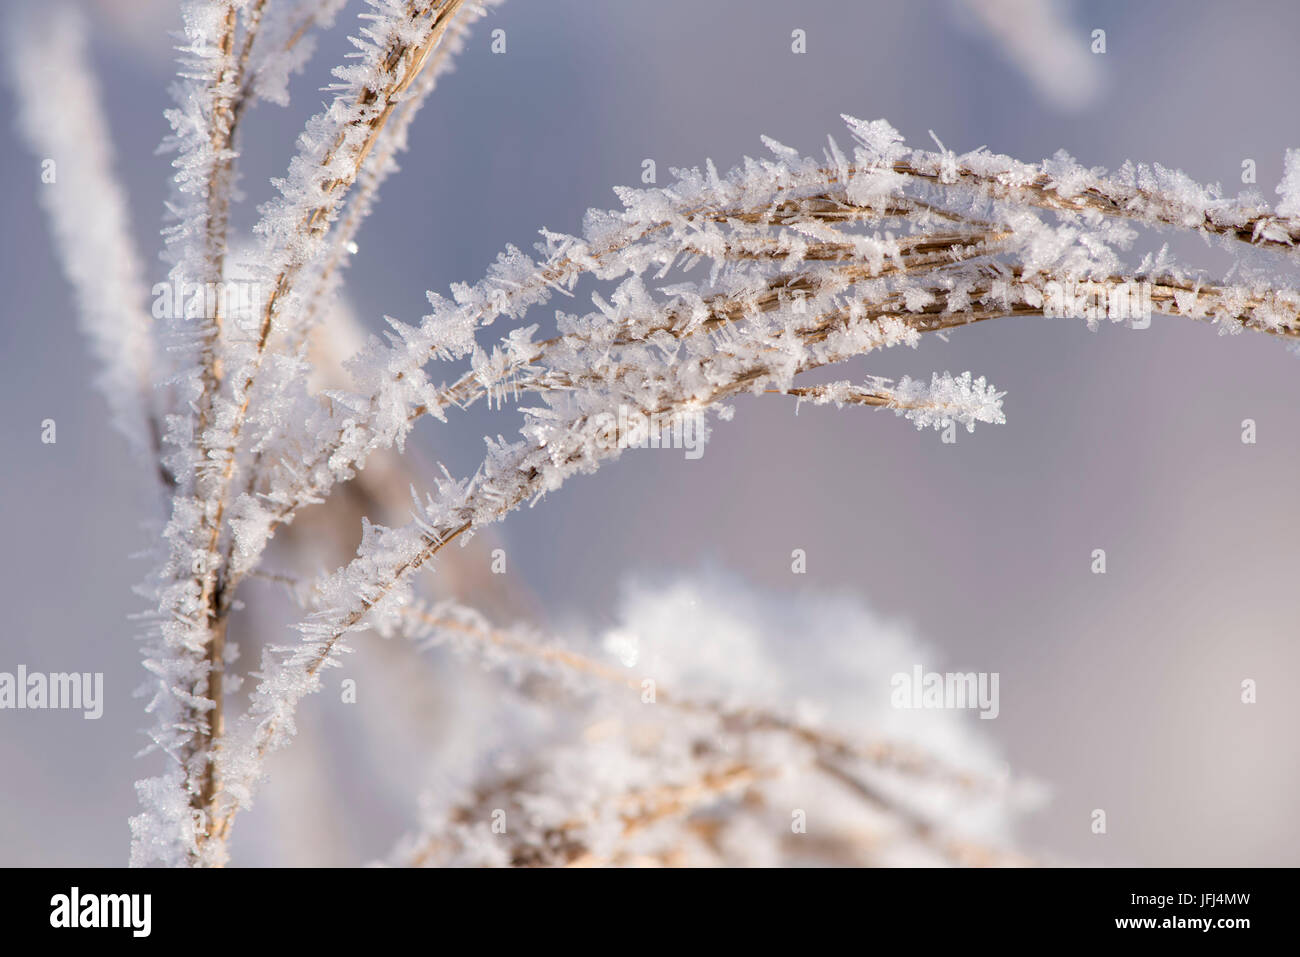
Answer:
[2, 0, 1299, 865]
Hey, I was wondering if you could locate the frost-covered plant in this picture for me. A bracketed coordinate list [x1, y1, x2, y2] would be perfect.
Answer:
[389, 573, 1042, 867]
[8, 0, 1300, 867]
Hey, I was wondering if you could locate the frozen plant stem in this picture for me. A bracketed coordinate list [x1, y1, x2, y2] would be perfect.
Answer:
[150, 0, 482, 865]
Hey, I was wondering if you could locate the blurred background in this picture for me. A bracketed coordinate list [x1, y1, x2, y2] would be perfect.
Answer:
[1, 0, 1298, 866]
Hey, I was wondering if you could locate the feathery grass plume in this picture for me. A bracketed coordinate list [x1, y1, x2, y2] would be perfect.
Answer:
[5, 2, 162, 482]
[385, 576, 1041, 867]
[954, 0, 1103, 111]
[8, 0, 1300, 867]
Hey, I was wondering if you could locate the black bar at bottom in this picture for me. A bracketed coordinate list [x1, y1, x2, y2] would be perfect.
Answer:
[0, 866, 1280, 943]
